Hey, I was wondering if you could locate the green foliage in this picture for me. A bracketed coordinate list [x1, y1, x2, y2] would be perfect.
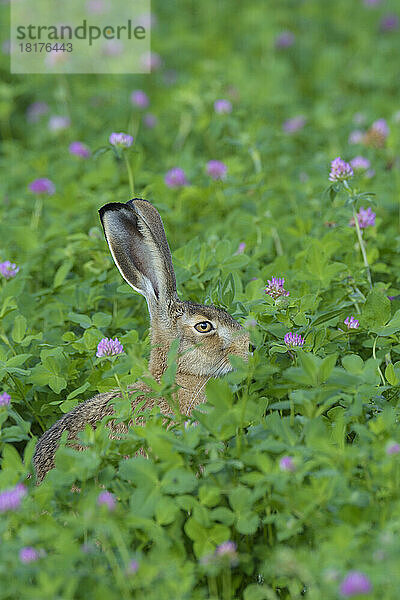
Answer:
[1, 0, 400, 598]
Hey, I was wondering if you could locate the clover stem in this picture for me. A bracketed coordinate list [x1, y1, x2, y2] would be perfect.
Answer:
[222, 569, 232, 600]
[114, 372, 129, 403]
[208, 576, 218, 599]
[372, 336, 385, 386]
[352, 205, 372, 290]
[123, 152, 135, 196]
[31, 197, 43, 230]
[271, 227, 283, 256]
[99, 535, 130, 599]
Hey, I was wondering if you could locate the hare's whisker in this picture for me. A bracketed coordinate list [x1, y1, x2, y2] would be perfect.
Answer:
[186, 376, 213, 415]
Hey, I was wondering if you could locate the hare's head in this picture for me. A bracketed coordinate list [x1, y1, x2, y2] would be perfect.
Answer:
[99, 199, 249, 379]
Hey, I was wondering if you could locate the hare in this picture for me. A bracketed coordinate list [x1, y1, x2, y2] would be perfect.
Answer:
[33, 199, 249, 483]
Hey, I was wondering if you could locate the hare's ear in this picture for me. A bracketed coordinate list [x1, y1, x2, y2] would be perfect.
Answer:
[99, 199, 178, 317]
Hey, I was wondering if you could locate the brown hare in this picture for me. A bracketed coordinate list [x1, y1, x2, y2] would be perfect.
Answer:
[33, 199, 249, 483]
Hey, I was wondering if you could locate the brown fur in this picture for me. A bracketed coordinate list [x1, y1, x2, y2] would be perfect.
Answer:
[33, 199, 249, 483]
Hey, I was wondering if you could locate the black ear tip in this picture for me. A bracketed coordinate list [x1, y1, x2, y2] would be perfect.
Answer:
[98, 202, 126, 220]
[99, 199, 151, 221]
[126, 198, 152, 210]
[98, 200, 152, 230]
[99, 200, 146, 222]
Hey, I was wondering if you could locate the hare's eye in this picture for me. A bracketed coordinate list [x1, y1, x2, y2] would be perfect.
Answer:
[194, 321, 214, 333]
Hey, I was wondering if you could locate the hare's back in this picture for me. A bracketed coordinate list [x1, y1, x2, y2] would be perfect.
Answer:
[33, 390, 119, 483]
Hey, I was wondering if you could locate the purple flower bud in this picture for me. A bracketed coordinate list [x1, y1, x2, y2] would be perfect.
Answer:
[0, 261, 19, 280]
[245, 318, 257, 328]
[26, 101, 49, 123]
[19, 547, 39, 564]
[275, 31, 295, 48]
[48, 115, 70, 131]
[365, 119, 389, 147]
[350, 156, 371, 171]
[279, 456, 296, 472]
[235, 242, 246, 255]
[206, 160, 227, 181]
[140, 51, 162, 71]
[96, 337, 124, 358]
[350, 207, 376, 229]
[214, 99, 232, 115]
[329, 157, 354, 182]
[386, 442, 400, 455]
[143, 113, 157, 128]
[138, 12, 157, 29]
[109, 132, 133, 148]
[164, 167, 187, 188]
[45, 49, 69, 68]
[371, 118, 389, 138]
[97, 490, 116, 510]
[380, 14, 399, 32]
[215, 541, 238, 565]
[344, 316, 360, 330]
[102, 40, 123, 56]
[0, 392, 11, 406]
[339, 571, 372, 596]
[0, 483, 27, 512]
[29, 178, 55, 195]
[127, 559, 139, 574]
[216, 541, 237, 556]
[130, 89, 149, 108]
[284, 332, 305, 348]
[283, 116, 306, 134]
[348, 130, 365, 145]
[86, 0, 106, 14]
[69, 141, 91, 159]
[265, 277, 289, 300]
